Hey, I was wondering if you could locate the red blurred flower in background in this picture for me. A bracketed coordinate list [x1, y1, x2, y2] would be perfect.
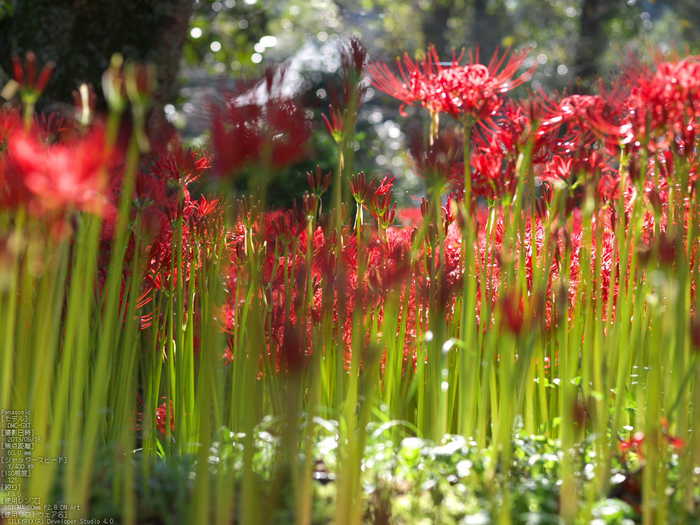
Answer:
[210, 68, 312, 178]
[6, 126, 112, 215]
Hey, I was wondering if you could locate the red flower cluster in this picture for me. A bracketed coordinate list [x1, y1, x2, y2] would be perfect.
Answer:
[7, 127, 112, 215]
[210, 68, 312, 177]
[5, 44, 700, 416]
[0, 106, 114, 217]
[367, 45, 535, 120]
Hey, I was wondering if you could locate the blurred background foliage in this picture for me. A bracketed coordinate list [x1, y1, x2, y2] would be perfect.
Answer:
[2, 0, 700, 206]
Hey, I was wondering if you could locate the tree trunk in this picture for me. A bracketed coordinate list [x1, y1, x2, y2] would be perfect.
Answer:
[472, 0, 500, 64]
[574, 0, 606, 86]
[422, 2, 451, 58]
[0, 0, 193, 120]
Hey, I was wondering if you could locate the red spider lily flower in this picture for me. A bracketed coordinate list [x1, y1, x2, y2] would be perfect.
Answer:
[0, 106, 21, 144]
[433, 60, 501, 118]
[575, 79, 636, 152]
[366, 48, 438, 116]
[478, 102, 526, 157]
[542, 94, 599, 129]
[367, 45, 535, 121]
[660, 418, 686, 450]
[396, 207, 423, 227]
[210, 102, 262, 176]
[619, 432, 644, 456]
[471, 144, 517, 200]
[33, 112, 67, 143]
[264, 99, 312, 168]
[539, 155, 574, 183]
[7, 126, 112, 215]
[374, 174, 396, 198]
[619, 423, 685, 461]
[134, 395, 175, 436]
[516, 87, 560, 131]
[368, 175, 397, 228]
[0, 108, 26, 208]
[189, 194, 226, 248]
[624, 53, 700, 135]
[155, 399, 175, 436]
[540, 94, 604, 153]
[149, 145, 211, 203]
[372, 201, 396, 231]
[210, 69, 312, 177]
[431, 46, 535, 120]
[264, 202, 306, 243]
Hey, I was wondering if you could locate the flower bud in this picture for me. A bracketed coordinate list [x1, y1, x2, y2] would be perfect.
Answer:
[501, 290, 524, 335]
[126, 62, 157, 107]
[658, 232, 676, 266]
[10, 52, 55, 105]
[103, 54, 128, 113]
[72, 83, 98, 128]
[647, 188, 662, 216]
[690, 315, 700, 351]
[420, 197, 432, 220]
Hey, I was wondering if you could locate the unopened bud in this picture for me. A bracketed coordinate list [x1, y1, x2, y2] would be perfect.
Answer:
[420, 197, 431, 219]
[647, 188, 662, 216]
[658, 232, 675, 266]
[635, 242, 652, 267]
[103, 54, 128, 114]
[501, 291, 524, 336]
[35, 60, 55, 95]
[691, 315, 700, 350]
[72, 83, 97, 127]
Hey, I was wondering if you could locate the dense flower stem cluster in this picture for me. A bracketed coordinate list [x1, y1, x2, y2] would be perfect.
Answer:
[2, 45, 700, 523]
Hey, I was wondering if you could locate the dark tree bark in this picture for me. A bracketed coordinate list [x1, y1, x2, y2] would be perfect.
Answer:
[422, 2, 451, 57]
[574, 0, 607, 86]
[666, 0, 700, 51]
[472, 0, 500, 64]
[0, 0, 193, 121]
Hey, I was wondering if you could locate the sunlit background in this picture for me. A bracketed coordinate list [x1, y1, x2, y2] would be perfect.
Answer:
[169, 0, 700, 205]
